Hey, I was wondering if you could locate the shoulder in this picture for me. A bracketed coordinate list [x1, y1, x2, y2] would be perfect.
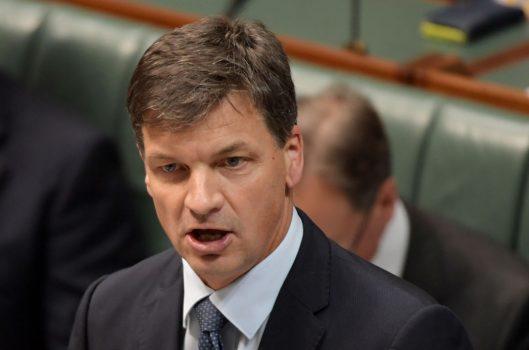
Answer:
[408, 204, 529, 292]
[69, 250, 182, 348]
[330, 247, 471, 349]
[389, 303, 471, 349]
[406, 205, 529, 348]
[300, 208, 436, 310]
[84, 249, 180, 324]
[330, 239, 436, 316]
[89, 249, 181, 306]
[297, 211, 471, 348]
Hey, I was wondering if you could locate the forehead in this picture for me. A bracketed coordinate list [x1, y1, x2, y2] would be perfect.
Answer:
[142, 93, 277, 157]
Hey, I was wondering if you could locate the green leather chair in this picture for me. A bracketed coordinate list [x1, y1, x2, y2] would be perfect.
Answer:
[416, 104, 529, 247]
[0, 0, 47, 81]
[358, 86, 440, 202]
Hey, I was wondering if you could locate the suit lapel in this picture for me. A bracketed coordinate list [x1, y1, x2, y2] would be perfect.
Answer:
[140, 254, 185, 350]
[259, 210, 329, 350]
[258, 292, 325, 350]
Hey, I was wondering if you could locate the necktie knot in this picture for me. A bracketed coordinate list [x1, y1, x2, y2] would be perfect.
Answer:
[194, 297, 227, 333]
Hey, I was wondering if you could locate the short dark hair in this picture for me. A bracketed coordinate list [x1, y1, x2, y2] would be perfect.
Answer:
[127, 16, 297, 148]
[298, 85, 391, 211]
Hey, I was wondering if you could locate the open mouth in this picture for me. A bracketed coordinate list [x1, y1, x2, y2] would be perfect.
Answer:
[186, 228, 233, 254]
[190, 229, 230, 242]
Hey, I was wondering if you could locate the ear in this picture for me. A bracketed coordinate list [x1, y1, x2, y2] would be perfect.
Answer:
[145, 173, 153, 198]
[354, 177, 398, 260]
[375, 177, 398, 222]
[283, 125, 304, 189]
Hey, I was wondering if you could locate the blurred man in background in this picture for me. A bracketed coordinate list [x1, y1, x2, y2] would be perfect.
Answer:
[295, 84, 529, 350]
[0, 71, 146, 350]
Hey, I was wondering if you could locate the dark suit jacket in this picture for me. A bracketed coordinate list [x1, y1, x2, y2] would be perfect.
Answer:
[69, 210, 472, 350]
[403, 204, 529, 350]
[0, 73, 146, 350]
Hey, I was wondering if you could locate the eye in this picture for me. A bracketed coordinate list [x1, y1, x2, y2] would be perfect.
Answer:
[222, 157, 245, 168]
[161, 163, 178, 173]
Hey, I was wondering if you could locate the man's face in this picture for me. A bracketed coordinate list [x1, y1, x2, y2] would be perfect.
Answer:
[142, 93, 302, 289]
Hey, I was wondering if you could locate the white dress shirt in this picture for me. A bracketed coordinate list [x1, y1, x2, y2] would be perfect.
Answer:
[371, 199, 410, 277]
[182, 208, 303, 350]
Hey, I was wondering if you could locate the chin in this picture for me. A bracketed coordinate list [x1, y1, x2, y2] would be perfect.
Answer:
[187, 255, 243, 285]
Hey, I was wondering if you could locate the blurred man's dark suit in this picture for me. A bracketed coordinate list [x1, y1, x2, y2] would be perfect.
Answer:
[69, 210, 472, 350]
[0, 73, 146, 350]
[403, 204, 529, 350]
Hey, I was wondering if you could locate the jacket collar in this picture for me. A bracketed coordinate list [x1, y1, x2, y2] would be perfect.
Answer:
[258, 209, 329, 350]
[140, 252, 185, 350]
[139, 209, 330, 350]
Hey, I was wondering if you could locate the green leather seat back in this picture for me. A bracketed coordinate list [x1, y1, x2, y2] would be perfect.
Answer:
[114, 30, 166, 192]
[24, 5, 156, 134]
[113, 30, 169, 253]
[358, 87, 439, 201]
[0, 0, 47, 81]
[416, 104, 529, 246]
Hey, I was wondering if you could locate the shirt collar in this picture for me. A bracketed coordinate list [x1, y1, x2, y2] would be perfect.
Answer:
[182, 207, 303, 340]
[371, 199, 410, 277]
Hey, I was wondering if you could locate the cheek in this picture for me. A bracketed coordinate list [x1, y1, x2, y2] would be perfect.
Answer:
[224, 163, 287, 245]
[225, 176, 281, 235]
[149, 182, 185, 233]
[226, 159, 286, 211]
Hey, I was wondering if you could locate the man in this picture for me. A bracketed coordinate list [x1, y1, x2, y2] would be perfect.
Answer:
[294, 85, 529, 350]
[69, 17, 472, 350]
[0, 71, 146, 350]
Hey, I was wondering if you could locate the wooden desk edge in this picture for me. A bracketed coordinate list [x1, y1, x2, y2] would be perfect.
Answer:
[43, 0, 529, 116]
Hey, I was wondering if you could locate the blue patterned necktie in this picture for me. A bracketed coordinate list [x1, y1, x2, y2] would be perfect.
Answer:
[194, 297, 227, 350]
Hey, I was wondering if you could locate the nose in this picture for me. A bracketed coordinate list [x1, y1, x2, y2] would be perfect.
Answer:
[184, 168, 223, 220]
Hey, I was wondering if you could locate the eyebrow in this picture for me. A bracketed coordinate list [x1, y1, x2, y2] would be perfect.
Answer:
[146, 142, 250, 162]
[214, 141, 249, 157]
[146, 153, 175, 162]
